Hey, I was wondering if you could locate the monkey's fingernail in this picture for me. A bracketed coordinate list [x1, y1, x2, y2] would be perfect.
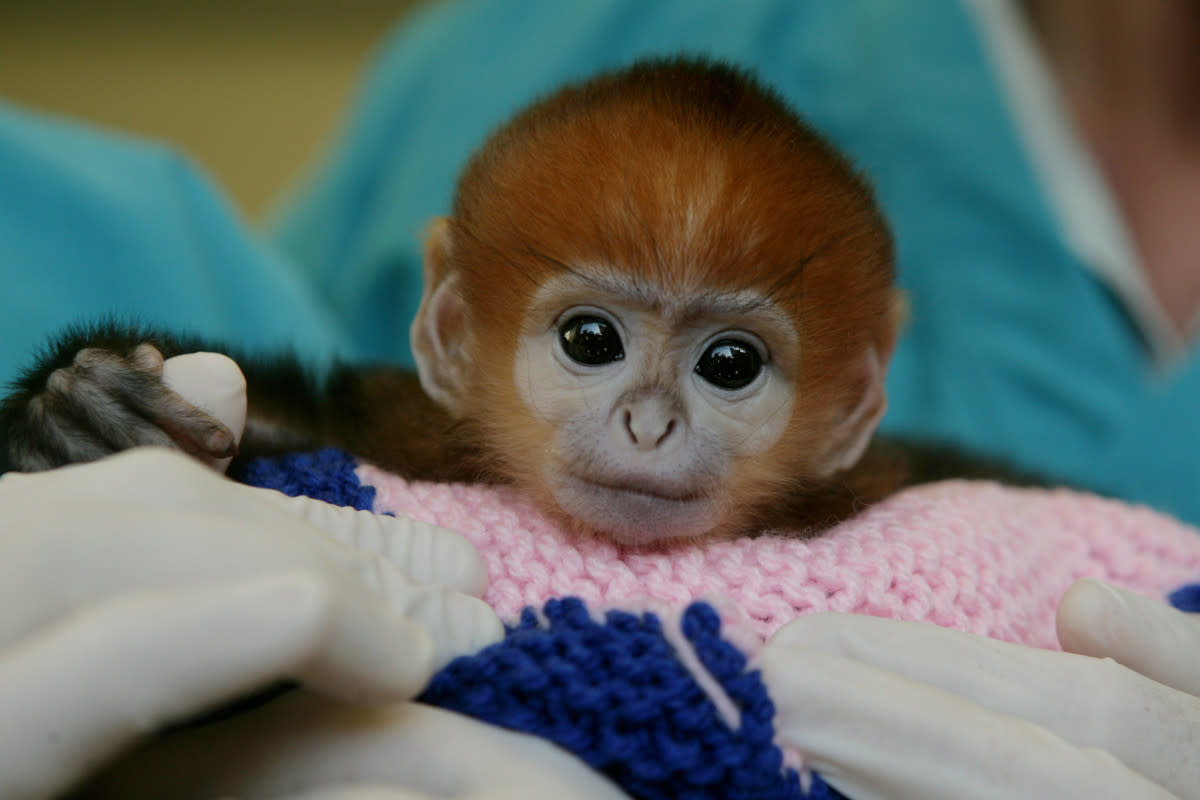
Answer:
[203, 428, 238, 457]
[130, 343, 166, 374]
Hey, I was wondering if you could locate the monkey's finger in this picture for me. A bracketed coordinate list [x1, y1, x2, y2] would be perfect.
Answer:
[26, 357, 165, 467]
[77, 347, 237, 459]
[53, 347, 236, 460]
[1057, 578, 1200, 697]
[161, 352, 248, 472]
[42, 371, 177, 454]
[123, 380, 238, 461]
[125, 341, 166, 374]
[768, 613, 1200, 798]
[258, 489, 490, 597]
[759, 646, 1178, 800]
[8, 392, 118, 470]
[0, 571, 438, 800]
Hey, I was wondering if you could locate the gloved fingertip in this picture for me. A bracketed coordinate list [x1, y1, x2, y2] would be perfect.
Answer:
[461, 595, 505, 655]
[389, 516, 490, 597]
[409, 588, 502, 670]
[322, 616, 438, 706]
[391, 620, 438, 695]
[431, 524, 490, 598]
[765, 610, 844, 649]
[1056, 578, 1127, 656]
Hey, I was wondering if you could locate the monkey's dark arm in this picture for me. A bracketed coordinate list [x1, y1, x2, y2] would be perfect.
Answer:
[747, 435, 1061, 537]
[0, 322, 474, 480]
[868, 434, 1055, 489]
[236, 359, 481, 482]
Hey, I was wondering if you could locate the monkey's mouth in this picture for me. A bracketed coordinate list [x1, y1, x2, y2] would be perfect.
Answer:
[581, 478, 704, 504]
[555, 474, 718, 544]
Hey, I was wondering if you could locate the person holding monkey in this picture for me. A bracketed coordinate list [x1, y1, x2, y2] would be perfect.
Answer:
[0, 0, 1198, 797]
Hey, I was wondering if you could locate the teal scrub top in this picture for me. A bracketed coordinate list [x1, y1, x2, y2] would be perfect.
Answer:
[272, 0, 1200, 524]
[0, 102, 348, 387]
[2, 0, 1197, 526]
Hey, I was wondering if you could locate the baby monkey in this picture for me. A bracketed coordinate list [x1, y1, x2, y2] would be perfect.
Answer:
[0, 58, 1027, 545]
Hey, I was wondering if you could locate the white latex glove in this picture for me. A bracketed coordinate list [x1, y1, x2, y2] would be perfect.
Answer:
[0, 353, 623, 799]
[78, 691, 631, 799]
[760, 578, 1200, 799]
[0, 354, 506, 798]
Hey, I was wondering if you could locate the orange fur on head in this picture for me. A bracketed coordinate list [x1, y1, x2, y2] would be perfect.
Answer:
[423, 57, 901, 539]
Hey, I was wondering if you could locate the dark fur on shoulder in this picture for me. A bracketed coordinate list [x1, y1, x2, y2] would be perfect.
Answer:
[0, 319, 476, 479]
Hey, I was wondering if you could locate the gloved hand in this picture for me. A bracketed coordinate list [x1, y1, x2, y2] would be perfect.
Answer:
[0, 350, 511, 797]
[0, 449, 506, 798]
[79, 691, 632, 799]
[760, 578, 1200, 799]
[0, 353, 626, 799]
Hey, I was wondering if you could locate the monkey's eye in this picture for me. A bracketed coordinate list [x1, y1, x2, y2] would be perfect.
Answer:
[695, 339, 763, 390]
[558, 315, 625, 365]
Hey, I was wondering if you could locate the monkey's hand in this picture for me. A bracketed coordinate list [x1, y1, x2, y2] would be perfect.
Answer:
[761, 580, 1199, 800]
[1, 339, 244, 473]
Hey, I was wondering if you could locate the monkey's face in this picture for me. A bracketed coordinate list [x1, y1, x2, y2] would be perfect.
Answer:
[411, 59, 902, 545]
[509, 267, 800, 545]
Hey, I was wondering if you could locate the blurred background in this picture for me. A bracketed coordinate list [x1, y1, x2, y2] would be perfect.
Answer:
[0, 0, 432, 219]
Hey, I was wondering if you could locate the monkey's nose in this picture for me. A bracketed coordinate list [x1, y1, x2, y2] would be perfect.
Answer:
[621, 405, 679, 451]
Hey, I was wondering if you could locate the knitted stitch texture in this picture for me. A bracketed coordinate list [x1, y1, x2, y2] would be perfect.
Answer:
[240, 450, 1200, 800]
[240, 450, 846, 799]
[236, 448, 377, 511]
[358, 464, 1200, 648]
[421, 598, 823, 800]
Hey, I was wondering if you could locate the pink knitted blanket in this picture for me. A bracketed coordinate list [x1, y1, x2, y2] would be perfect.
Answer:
[360, 465, 1200, 649]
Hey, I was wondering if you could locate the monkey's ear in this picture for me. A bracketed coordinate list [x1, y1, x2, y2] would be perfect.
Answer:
[877, 289, 908, 366]
[814, 290, 906, 476]
[411, 218, 472, 416]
